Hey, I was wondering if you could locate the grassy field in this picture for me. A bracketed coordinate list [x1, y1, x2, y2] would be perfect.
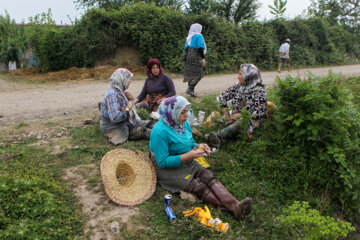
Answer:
[1, 74, 359, 239]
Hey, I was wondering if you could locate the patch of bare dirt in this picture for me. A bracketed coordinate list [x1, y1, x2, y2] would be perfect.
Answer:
[10, 65, 146, 82]
[64, 164, 140, 240]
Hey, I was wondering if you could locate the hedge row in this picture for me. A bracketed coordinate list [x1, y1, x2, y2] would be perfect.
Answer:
[31, 4, 360, 72]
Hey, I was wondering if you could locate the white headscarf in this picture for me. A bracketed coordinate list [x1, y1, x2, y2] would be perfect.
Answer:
[109, 68, 133, 92]
[186, 23, 207, 54]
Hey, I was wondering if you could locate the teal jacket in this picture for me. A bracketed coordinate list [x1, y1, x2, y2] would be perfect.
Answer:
[149, 119, 197, 168]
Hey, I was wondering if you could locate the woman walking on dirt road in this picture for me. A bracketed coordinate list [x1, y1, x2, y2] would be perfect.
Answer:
[183, 23, 206, 97]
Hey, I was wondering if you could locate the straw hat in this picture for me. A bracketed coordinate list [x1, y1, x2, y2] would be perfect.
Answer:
[101, 149, 157, 206]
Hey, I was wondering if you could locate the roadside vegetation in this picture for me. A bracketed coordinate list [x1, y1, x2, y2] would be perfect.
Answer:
[1, 1, 359, 238]
[1, 3, 360, 74]
[1, 73, 359, 239]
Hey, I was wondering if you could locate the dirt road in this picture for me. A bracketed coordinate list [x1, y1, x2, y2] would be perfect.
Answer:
[1, 64, 360, 126]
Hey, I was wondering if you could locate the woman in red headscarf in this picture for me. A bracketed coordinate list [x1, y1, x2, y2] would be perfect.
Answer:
[133, 59, 176, 112]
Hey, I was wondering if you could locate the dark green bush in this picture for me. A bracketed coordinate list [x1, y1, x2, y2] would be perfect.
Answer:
[7, 5, 359, 72]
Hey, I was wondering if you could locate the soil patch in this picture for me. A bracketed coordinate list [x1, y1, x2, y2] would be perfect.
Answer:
[64, 164, 140, 240]
[10, 65, 146, 82]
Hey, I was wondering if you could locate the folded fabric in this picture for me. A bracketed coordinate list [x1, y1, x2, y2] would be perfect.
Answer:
[183, 206, 229, 234]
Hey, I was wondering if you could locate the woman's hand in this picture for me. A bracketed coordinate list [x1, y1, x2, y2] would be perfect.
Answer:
[125, 91, 134, 100]
[189, 149, 207, 158]
[180, 148, 207, 162]
[126, 101, 133, 111]
[157, 97, 165, 105]
[196, 143, 211, 156]
[230, 113, 241, 120]
[201, 59, 206, 68]
[133, 98, 139, 104]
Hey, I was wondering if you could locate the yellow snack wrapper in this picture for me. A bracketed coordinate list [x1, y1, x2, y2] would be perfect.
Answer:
[183, 206, 229, 234]
[194, 156, 210, 168]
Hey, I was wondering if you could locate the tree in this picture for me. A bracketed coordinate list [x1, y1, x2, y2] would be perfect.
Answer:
[212, 0, 260, 24]
[268, 0, 287, 17]
[75, 0, 184, 10]
[184, 0, 213, 15]
[233, 0, 260, 23]
[75, 0, 260, 23]
[0, 11, 26, 64]
[308, 0, 360, 33]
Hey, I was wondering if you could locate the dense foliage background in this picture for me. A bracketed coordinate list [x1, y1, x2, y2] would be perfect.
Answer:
[0, 4, 359, 72]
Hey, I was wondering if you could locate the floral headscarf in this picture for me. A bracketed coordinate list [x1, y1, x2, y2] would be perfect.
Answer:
[146, 59, 164, 79]
[239, 64, 263, 94]
[158, 96, 191, 134]
[110, 68, 133, 92]
[186, 23, 207, 54]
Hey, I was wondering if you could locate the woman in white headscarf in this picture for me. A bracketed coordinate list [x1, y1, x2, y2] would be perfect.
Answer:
[100, 68, 154, 145]
[183, 23, 207, 97]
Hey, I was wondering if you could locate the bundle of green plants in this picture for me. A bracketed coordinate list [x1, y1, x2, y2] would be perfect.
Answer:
[278, 201, 356, 239]
[227, 73, 360, 220]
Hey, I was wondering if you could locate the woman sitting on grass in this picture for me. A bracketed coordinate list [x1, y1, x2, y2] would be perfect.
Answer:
[100, 68, 154, 145]
[134, 59, 176, 112]
[149, 96, 252, 220]
[206, 64, 267, 149]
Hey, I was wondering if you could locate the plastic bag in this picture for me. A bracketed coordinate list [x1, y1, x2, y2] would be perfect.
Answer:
[183, 206, 229, 234]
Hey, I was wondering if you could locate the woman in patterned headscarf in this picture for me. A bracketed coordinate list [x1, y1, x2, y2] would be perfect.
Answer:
[183, 23, 207, 97]
[133, 59, 176, 112]
[149, 96, 252, 220]
[100, 68, 154, 145]
[206, 64, 268, 148]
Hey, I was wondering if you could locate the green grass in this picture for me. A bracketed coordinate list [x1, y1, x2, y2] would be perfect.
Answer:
[0, 144, 84, 239]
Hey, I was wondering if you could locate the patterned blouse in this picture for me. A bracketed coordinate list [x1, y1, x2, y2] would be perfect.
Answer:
[219, 83, 267, 120]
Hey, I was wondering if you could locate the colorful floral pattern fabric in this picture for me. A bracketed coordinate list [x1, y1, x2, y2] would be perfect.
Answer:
[158, 96, 191, 134]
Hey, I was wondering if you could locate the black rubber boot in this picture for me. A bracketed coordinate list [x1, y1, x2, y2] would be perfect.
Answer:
[186, 84, 197, 97]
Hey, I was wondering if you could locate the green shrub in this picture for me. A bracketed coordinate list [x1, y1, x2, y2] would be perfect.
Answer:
[278, 201, 356, 240]
[227, 73, 360, 220]
[10, 5, 358, 72]
[273, 72, 360, 208]
[343, 76, 360, 108]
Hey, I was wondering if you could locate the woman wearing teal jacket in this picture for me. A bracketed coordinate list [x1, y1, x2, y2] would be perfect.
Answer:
[149, 96, 252, 220]
[183, 23, 206, 97]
